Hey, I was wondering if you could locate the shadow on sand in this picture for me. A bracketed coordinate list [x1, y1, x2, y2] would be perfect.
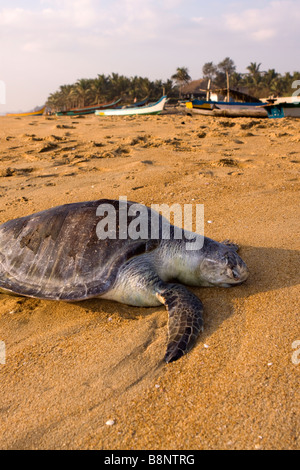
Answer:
[79, 245, 300, 345]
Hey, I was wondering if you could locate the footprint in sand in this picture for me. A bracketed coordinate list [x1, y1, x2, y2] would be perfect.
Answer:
[227, 171, 243, 176]
[99, 146, 131, 158]
[43, 135, 64, 142]
[197, 132, 206, 138]
[212, 159, 245, 176]
[56, 124, 75, 129]
[25, 134, 43, 142]
[113, 145, 131, 156]
[4, 297, 41, 315]
[239, 120, 261, 130]
[128, 134, 155, 147]
[38, 142, 58, 153]
[90, 141, 106, 148]
[219, 121, 236, 128]
[240, 132, 255, 137]
[216, 158, 239, 167]
[199, 170, 214, 178]
[99, 151, 116, 159]
[36, 173, 59, 179]
[219, 157, 260, 170]
[0, 167, 35, 177]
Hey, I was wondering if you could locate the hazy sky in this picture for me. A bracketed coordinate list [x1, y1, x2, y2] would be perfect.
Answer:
[0, 0, 299, 112]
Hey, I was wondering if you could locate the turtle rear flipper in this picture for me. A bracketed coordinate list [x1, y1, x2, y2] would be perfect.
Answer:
[156, 283, 204, 363]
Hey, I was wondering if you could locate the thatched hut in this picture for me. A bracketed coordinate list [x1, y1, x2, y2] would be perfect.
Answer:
[181, 79, 261, 103]
[181, 79, 218, 100]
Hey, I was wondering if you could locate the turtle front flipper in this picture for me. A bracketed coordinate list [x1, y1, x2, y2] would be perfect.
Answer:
[156, 283, 204, 363]
[221, 240, 239, 252]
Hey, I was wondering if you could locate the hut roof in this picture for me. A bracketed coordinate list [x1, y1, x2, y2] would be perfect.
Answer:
[181, 79, 218, 94]
[181, 79, 261, 103]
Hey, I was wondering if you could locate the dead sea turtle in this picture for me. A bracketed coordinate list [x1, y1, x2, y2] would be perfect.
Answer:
[0, 199, 249, 362]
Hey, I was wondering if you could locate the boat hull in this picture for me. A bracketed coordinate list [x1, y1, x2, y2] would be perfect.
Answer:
[186, 99, 267, 118]
[186, 105, 267, 118]
[95, 96, 167, 116]
[264, 102, 300, 118]
[6, 106, 46, 117]
[56, 99, 121, 116]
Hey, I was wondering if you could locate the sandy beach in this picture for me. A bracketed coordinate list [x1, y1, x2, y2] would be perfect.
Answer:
[0, 111, 299, 450]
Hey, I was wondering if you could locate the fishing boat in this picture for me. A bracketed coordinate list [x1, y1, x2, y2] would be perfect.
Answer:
[95, 96, 167, 116]
[56, 98, 121, 116]
[186, 99, 268, 118]
[113, 96, 149, 109]
[6, 105, 46, 117]
[262, 102, 300, 119]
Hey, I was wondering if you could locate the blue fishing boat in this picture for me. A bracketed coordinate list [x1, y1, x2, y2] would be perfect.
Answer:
[263, 102, 300, 119]
[186, 98, 268, 118]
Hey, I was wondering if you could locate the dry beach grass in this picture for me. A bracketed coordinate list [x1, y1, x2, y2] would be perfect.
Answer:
[0, 112, 299, 449]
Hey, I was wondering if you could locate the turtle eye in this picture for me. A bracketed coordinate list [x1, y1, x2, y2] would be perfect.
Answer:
[224, 252, 236, 269]
[232, 267, 240, 279]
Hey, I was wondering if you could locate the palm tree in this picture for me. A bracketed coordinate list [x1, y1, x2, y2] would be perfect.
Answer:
[214, 57, 236, 88]
[229, 72, 243, 89]
[59, 84, 77, 109]
[171, 67, 191, 98]
[270, 78, 285, 96]
[262, 69, 278, 88]
[107, 73, 131, 101]
[90, 75, 109, 104]
[218, 57, 236, 75]
[246, 62, 262, 87]
[47, 91, 63, 111]
[162, 79, 174, 96]
[128, 76, 151, 101]
[247, 62, 261, 75]
[74, 78, 93, 107]
[202, 62, 217, 80]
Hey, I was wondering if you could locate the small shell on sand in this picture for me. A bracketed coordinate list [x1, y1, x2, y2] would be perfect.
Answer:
[105, 419, 115, 426]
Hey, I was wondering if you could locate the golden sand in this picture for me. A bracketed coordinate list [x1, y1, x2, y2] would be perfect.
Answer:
[0, 112, 299, 449]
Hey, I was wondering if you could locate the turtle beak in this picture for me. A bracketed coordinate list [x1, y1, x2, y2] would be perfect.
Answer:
[231, 262, 249, 284]
[225, 251, 249, 285]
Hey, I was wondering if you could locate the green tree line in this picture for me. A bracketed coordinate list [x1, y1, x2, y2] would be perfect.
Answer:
[47, 59, 300, 110]
[202, 58, 300, 98]
[47, 74, 173, 111]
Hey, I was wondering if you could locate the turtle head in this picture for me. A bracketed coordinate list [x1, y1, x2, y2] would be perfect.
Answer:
[160, 237, 248, 288]
[197, 241, 249, 287]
